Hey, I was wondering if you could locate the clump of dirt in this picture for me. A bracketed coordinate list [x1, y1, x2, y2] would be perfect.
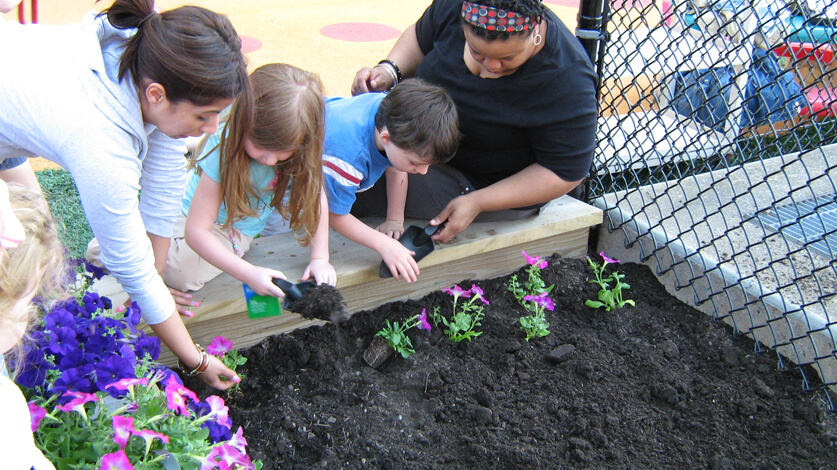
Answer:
[191, 256, 837, 469]
[291, 284, 351, 323]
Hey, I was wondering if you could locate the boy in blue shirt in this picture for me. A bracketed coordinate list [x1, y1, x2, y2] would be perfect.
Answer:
[323, 79, 460, 283]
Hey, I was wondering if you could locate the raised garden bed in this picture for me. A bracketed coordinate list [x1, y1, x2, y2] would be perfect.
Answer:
[186, 255, 837, 468]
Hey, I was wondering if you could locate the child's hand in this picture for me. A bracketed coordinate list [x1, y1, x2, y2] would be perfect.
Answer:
[375, 219, 405, 239]
[242, 265, 287, 298]
[302, 259, 337, 286]
[379, 237, 419, 283]
[168, 287, 200, 318]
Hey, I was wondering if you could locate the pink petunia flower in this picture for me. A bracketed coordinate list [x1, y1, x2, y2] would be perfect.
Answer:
[523, 292, 555, 311]
[228, 427, 249, 453]
[100, 450, 133, 470]
[105, 377, 149, 392]
[133, 427, 170, 446]
[600, 252, 620, 264]
[112, 415, 135, 450]
[522, 250, 548, 269]
[416, 309, 432, 331]
[57, 391, 99, 417]
[470, 285, 490, 305]
[442, 285, 471, 299]
[202, 443, 254, 470]
[164, 376, 199, 416]
[207, 336, 234, 357]
[205, 395, 232, 428]
[28, 401, 47, 433]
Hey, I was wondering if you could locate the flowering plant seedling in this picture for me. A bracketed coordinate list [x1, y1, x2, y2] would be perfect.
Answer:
[207, 336, 247, 392]
[585, 252, 636, 311]
[509, 251, 555, 340]
[376, 309, 432, 359]
[431, 284, 489, 342]
[15, 262, 261, 469]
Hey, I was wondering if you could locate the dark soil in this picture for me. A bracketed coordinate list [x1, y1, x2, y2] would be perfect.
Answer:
[195, 255, 837, 469]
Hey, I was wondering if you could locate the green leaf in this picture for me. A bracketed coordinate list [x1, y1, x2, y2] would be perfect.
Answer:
[585, 300, 605, 309]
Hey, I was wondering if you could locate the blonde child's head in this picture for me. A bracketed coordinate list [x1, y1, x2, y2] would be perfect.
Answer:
[218, 63, 326, 246]
[0, 183, 68, 375]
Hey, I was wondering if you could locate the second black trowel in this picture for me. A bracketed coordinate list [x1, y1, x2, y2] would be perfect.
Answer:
[379, 223, 443, 278]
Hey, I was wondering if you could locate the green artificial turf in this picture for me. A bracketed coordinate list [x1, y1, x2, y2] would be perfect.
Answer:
[36, 169, 93, 260]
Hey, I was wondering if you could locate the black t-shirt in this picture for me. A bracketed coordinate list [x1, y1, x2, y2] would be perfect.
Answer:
[415, 0, 598, 189]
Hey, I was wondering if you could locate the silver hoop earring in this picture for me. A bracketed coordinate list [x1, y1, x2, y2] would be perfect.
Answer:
[533, 30, 543, 46]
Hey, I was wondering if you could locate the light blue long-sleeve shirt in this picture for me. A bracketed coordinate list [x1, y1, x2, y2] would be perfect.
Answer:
[0, 14, 186, 324]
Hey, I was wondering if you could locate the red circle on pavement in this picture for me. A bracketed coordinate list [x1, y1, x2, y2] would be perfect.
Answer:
[320, 23, 401, 42]
[240, 35, 263, 54]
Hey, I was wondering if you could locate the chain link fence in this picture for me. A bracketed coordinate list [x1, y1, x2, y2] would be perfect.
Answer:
[588, 0, 837, 405]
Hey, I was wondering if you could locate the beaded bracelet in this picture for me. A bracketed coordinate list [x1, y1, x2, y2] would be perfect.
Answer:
[179, 343, 209, 376]
[377, 59, 402, 88]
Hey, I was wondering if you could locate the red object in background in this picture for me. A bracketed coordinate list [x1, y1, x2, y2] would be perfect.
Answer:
[773, 42, 834, 64]
[800, 87, 837, 119]
[773, 42, 837, 119]
[17, 0, 37, 24]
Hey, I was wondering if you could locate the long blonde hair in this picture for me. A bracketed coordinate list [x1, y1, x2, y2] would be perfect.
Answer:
[1, 184, 68, 377]
[213, 63, 325, 246]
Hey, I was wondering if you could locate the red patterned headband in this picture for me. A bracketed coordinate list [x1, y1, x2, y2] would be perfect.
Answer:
[461, 2, 536, 32]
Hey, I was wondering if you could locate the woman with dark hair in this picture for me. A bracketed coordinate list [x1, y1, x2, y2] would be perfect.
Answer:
[0, 0, 252, 389]
[352, 0, 598, 243]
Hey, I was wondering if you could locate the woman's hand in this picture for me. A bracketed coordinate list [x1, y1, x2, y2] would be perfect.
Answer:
[302, 258, 337, 286]
[375, 219, 405, 239]
[351, 66, 393, 95]
[199, 354, 241, 390]
[242, 265, 287, 298]
[168, 287, 199, 318]
[379, 237, 419, 283]
[431, 194, 482, 243]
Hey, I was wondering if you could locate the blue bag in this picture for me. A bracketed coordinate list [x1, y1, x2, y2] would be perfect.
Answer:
[670, 48, 808, 130]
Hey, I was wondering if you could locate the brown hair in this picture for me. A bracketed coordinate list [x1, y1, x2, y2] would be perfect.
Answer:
[1, 184, 68, 378]
[459, 0, 548, 41]
[213, 63, 326, 246]
[374, 78, 460, 165]
[99, 0, 252, 109]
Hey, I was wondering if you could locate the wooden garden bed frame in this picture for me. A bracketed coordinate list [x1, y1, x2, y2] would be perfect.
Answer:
[93, 195, 602, 365]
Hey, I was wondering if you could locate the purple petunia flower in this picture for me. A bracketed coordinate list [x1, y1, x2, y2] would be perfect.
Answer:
[96, 356, 138, 396]
[83, 260, 107, 280]
[133, 332, 161, 362]
[470, 285, 490, 305]
[44, 308, 77, 333]
[416, 309, 432, 331]
[28, 401, 46, 433]
[523, 292, 555, 311]
[599, 251, 620, 265]
[123, 303, 142, 335]
[81, 292, 108, 315]
[48, 327, 79, 356]
[15, 346, 53, 389]
[443, 285, 472, 299]
[522, 250, 548, 269]
[207, 337, 234, 357]
[100, 450, 133, 470]
[52, 364, 96, 396]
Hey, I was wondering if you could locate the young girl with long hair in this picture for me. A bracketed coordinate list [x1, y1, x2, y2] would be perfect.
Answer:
[0, 183, 67, 468]
[166, 63, 336, 297]
[0, 0, 250, 388]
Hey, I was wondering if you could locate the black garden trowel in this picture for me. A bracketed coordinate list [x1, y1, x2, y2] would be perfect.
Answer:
[379, 222, 443, 278]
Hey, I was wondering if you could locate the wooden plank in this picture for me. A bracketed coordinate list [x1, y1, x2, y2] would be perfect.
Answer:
[93, 195, 602, 366]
